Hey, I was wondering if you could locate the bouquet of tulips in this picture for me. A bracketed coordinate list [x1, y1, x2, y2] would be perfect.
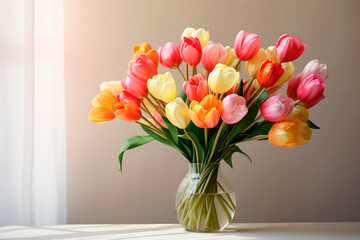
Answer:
[89, 27, 327, 231]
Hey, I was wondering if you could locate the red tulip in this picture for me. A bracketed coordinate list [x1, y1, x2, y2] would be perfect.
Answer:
[179, 37, 202, 66]
[234, 30, 261, 61]
[159, 42, 182, 69]
[286, 74, 302, 99]
[201, 42, 228, 72]
[297, 74, 325, 103]
[183, 74, 209, 102]
[275, 34, 306, 63]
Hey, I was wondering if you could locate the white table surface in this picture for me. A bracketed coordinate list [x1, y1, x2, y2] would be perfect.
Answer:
[0, 223, 359, 240]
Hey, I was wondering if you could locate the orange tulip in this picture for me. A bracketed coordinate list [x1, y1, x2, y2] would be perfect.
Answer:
[268, 119, 312, 148]
[189, 94, 222, 128]
[256, 60, 284, 88]
[133, 42, 159, 67]
[114, 99, 142, 122]
[89, 90, 119, 123]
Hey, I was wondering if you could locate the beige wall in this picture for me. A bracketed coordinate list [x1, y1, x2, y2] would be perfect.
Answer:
[65, 0, 360, 223]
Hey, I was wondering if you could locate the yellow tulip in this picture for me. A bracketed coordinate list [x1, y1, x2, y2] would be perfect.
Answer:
[99, 80, 123, 97]
[274, 62, 294, 86]
[181, 27, 210, 49]
[266, 46, 278, 63]
[286, 106, 309, 123]
[245, 48, 268, 78]
[165, 98, 190, 129]
[208, 63, 240, 94]
[224, 46, 236, 67]
[147, 72, 177, 103]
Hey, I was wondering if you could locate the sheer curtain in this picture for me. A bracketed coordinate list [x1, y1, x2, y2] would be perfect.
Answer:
[0, 0, 66, 225]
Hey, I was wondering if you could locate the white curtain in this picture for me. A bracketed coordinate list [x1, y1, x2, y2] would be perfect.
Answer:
[0, 0, 66, 225]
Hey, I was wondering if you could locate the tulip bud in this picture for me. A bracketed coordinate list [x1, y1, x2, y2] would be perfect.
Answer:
[183, 74, 209, 102]
[301, 59, 328, 80]
[221, 94, 248, 124]
[268, 119, 312, 148]
[234, 30, 261, 61]
[158, 42, 182, 69]
[208, 63, 240, 94]
[182, 27, 210, 49]
[287, 74, 302, 99]
[100, 80, 124, 97]
[286, 106, 309, 123]
[189, 94, 222, 128]
[147, 72, 177, 103]
[297, 74, 325, 103]
[256, 60, 284, 88]
[201, 42, 228, 72]
[114, 99, 142, 122]
[266, 46, 278, 62]
[224, 46, 236, 67]
[275, 34, 306, 63]
[165, 98, 190, 129]
[179, 37, 202, 66]
[274, 62, 294, 86]
[132, 42, 159, 67]
[260, 94, 294, 122]
[245, 48, 268, 78]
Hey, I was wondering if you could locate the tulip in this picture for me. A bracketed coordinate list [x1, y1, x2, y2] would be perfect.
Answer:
[256, 60, 284, 88]
[118, 89, 141, 107]
[89, 90, 118, 123]
[242, 80, 255, 101]
[158, 42, 182, 69]
[275, 34, 306, 63]
[287, 106, 309, 123]
[114, 99, 142, 122]
[274, 62, 294, 86]
[179, 37, 202, 66]
[268, 119, 312, 148]
[221, 94, 248, 124]
[133, 42, 159, 67]
[287, 74, 302, 99]
[224, 46, 236, 67]
[99, 80, 124, 97]
[147, 72, 177, 103]
[183, 74, 209, 102]
[182, 27, 210, 49]
[266, 46, 278, 62]
[208, 63, 240, 94]
[303, 94, 325, 109]
[124, 54, 157, 99]
[153, 110, 166, 128]
[201, 42, 228, 72]
[245, 48, 268, 78]
[189, 94, 222, 128]
[234, 30, 261, 61]
[297, 74, 325, 103]
[301, 59, 328, 80]
[165, 98, 190, 129]
[260, 94, 294, 122]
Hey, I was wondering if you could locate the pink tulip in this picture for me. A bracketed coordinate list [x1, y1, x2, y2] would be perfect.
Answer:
[303, 94, 325, 109]
[275, 34, 306, 63]
[297, 74, 325, 103]
[260, 94, 294, 122]
[117, 89, 141, 107]
[183, 74, 209, 102]
[221, 94, 248, 124]
[301, 59, 328, 80]
[153, 110, 166, 128]
[234, 30, 261, 61]
[287, 74, 302, 99]
[201, 42, 228, 72]
[124, 54, 157, 99]
[179, 37, 202, 66]
[242, 80, 255, 101]
[158, 42, 182, 69]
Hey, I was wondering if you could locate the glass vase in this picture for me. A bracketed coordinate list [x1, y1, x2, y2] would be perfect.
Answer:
[175, 163, 236, 232]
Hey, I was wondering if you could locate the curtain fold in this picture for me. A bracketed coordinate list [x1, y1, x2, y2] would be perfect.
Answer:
[0, 0, 66, 225]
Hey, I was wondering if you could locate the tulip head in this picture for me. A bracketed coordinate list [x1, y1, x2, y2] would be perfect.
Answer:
[234, 30, 261, 61]
[256, 60, 284, 88]
[114, 99, 142, 122]
[179, 37, 202, 66]
[159, 42, 182, 69]
[189, 94, 222, 128]
[275, 34, 306, 63]
[201, 42, 228, 72]
[182, 27, 210, 49]
[99, 81, 124, 97]
[287, 74, 302, 99]
[297, 74, 325, 103]
[118, 89, 141, 107]
[221, 94, 248, 124]
[268, 119, 312, 148]
[89, 90, 118, 123]
[183, 74, 209, 102]
[147, 72, 177, 103]
[260, 94, 294, 122]
[301, 59, 328, 80]
[245, 48, 268, 78]
[266, 46, 278, 62]
[286, 106, 309, 123]
[208, 63, 240, 94]
[224, 46, 236, 67]
[133, 42, 159, 67]
[165, 97, 190, 129]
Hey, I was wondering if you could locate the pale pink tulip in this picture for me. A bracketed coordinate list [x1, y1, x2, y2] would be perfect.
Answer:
[201, 42, 228, 72]
[297, 74, 325, 103]
[158, 42, 182, 69]
[301, 59, 328, 80]
[183, 74, 209, 102]
[221, 94, 248, 124]
[260, 94, 294, 122]
[179, 37, 202, 66]
[275, 34, 306, 63]
[287, 74, 302, 99]
[234, 30, 261, 61]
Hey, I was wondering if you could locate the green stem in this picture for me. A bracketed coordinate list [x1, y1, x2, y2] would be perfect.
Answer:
[184, 129, 200, 173]
[241, 115, 262, 134]
[204, 128, 208, 150]
[177, 67, 187, 82]
[185, 64, 189, 81]
[207, 122, 226, 164]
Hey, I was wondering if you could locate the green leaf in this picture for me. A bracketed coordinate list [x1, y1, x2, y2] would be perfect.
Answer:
[308, 119, 320, 129]
[187, 131, 205, 162]
[141, 125, 174, 148]
[179, 90, 188, 103]
[223, 145, 252, 167]
[237, 79, 244, 96]
[119, 135, 154, 172]
[161, 117, 178, 144]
